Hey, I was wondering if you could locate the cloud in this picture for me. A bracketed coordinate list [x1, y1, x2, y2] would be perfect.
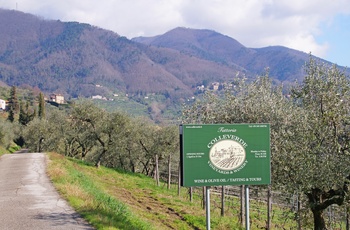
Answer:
[177, 0, 350, 57]
[2, 0, 350, 59]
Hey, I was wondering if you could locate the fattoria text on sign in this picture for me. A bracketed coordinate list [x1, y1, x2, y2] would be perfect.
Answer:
[180, 124, 270, 187]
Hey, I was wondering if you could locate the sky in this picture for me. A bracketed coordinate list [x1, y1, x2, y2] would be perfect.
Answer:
[1, 0, 350, 67]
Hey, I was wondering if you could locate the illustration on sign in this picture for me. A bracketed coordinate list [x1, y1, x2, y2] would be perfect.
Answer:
[209, 139, 246, 172]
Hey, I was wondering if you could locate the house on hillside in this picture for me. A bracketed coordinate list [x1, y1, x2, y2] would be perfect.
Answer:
[211, 82, 220, 91]
[92, 95, 103, 100]
[49, 94, 65, 104]
[0, 99, 7, 110]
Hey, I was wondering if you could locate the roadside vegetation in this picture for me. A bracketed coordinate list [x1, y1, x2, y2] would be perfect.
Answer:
[0, 107, 20, 155]
[1, 58, 350, 229]
[47, 152, 297, 229]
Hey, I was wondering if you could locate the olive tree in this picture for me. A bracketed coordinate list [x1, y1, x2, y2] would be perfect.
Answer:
[95, 111, 132, 168]
[69, 101, 131, 167]
[20, 106, 69, 153]
[64, 108, 98, 160]
[0, 120, 17, 149]
[22, 116, 60, 152]
[120, 117, 147, 173]
[285, 60, 350, 229]
[138, 122, 161, 176]
[45, 108, 76, 156]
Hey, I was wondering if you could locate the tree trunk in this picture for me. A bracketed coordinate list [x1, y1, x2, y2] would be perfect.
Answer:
[141, 159, 150, 175]
[297, 194, 302, 230]
[38, 137, 44, 153]
[307, 186, 346, 230]
[95, 149, 107, 168]
[81, 146, 86, 160]
[312, 209, 327, 230]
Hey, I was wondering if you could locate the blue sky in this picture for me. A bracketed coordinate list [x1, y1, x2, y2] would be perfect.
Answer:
[1, 0, 350, 67]
[316, 14, 350, 67]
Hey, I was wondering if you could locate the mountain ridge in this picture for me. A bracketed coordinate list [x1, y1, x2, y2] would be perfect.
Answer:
[0, 9, 346, 102]
[132, 27, 317, 83]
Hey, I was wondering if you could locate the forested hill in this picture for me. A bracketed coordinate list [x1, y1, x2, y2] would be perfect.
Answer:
[132, 27, 315, 83]
[0, 9, 345, 102]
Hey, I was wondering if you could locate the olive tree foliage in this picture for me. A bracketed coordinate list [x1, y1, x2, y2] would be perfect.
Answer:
[0, 120, 17, 149]
[94, 111, 132, 169]
[20, 100, 180, 175]
[45, 108, 73, 154]
[20, 105, 67, 152]
[68, 101, 132, 168]
[22, 117, 60, 152]
[287, 60, 350, 229]
[66, 102, 180, 173]
[63, 101, 103, 160]
[123, 118, 146, 173]
[183, 74, 290, 125]
[158, 125, 179, 174]
[137, 121, 179, 176]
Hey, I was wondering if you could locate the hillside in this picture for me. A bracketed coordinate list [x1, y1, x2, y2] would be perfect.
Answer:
[1, 9, 345, 98]
[1, 9, 349, 122]
[133, 27, 327, 83]
[0, 9, 240, 101]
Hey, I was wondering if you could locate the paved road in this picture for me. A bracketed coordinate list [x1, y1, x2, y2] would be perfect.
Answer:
[0, 152, 95, 229]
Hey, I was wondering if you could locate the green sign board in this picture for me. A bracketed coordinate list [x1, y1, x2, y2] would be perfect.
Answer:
[180, 124, 270, 187]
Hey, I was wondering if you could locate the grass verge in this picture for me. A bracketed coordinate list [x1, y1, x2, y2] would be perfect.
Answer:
[47, 153, 152, 230]
[0, 144, 20, 156]
[47, 152, 296, 229]
[0, 146, 7, 156]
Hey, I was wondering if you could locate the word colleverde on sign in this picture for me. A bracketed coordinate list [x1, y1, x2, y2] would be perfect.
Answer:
[180, 124, 271, 187]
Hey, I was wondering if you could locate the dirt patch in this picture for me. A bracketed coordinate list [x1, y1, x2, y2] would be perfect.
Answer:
[99, 177, 197, 229]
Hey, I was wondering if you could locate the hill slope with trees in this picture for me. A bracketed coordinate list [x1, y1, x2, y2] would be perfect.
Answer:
[133, 27, 312, 83]
[1, 9, 346, 104]
[0, 9, 239, 101]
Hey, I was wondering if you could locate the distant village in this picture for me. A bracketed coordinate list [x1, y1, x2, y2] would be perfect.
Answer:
[90, 82, 225, 102]
[0, 81, 226, 111]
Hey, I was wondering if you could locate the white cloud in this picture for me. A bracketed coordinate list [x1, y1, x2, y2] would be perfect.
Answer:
[1, 0, 350, 60]
[175, 0, 350, 58]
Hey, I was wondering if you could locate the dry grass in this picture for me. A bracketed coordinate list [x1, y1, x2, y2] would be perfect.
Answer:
[47, 163, 67, 178]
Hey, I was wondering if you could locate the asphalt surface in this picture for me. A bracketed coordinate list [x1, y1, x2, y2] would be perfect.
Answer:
[0, 152, 95, 229]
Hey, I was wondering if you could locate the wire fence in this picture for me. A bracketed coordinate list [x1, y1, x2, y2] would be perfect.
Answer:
[159, 170, 350, 229]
